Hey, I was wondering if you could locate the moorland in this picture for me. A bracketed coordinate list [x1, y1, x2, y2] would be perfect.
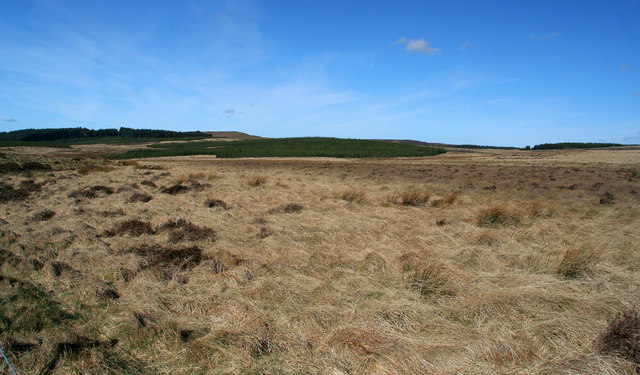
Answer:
[1, 138, 639, 374]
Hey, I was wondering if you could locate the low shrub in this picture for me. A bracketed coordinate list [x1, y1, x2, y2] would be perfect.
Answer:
[158, 219, 217, 243]
[598, 309, 640, 368]
[68, 185, 114, 199]
[161, 184, 189, 195]
[33, 210, 55, 221]
[105, 219, 154, 237]
[600, 192, 615, 205]
[128, 192, 152, 203]
[205, 198, 228, 209]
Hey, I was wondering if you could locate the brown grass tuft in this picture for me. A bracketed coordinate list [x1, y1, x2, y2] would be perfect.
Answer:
[406, 258, 453, 296]
[247, 175, 268, 187]
[78, 164, 114, 175]
[124, 244, 203, 279]
[161, 184, 190, 195]
[105, 219, 154, 237]
[204, 198, 228, 209]
[598, 309, 640, 368]
[158, 219, 217, 243]
[399, 187, 431, 206]
[32, 210, 55, 221]
[269, 203, 304, 214]
[432, 192, 458, 207]
[128, 192, 152, 203]
[68, 185, 114, 199]
[600, 192, 615, 205]
[476, 204, 522, 227]
[529, 198, 556, 218]
[341, 187, 367, 203]
[557, 244, 600, 278]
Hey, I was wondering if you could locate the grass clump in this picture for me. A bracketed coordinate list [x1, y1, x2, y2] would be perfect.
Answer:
[399, 187, 431, 206]
[476, 205, 522, 227]
[600, 192, 615, 205]
[32, 210, 56, 221]
[78, 164, 114, 175]
[161, 184, 190, 195]
[205, 198, 228, 209]
[68, 185, 114, 199]
[557, 244, 599, 278]
[269, 203, 304, 214]
[128, 192, 152, 203]
[341, 188, 366, 203]
[247, 175, 268, 187]
[405, 258, 453, 296]
[105, 219, 154, 237]
[158, 219, 217, 243]
[598, 309, 640, 368]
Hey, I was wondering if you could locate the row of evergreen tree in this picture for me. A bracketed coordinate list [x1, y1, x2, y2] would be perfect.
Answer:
[0, 127, 206, 142]
[531, 142, 622, 150]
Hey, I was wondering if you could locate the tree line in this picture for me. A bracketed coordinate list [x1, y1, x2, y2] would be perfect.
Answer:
[0, 127, 207, 142]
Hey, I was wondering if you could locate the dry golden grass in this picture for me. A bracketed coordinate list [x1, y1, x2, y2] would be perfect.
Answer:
[340, 187, 367, 203]
[1, 147, 639, 374]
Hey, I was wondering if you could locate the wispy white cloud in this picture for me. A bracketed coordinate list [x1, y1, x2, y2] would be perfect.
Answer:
[528, 31, 559, 40]
[394, 37, 441, 55]
[459, 42, 477, 50]
[2, 118, 18, 122]
[223, 109, 242, 117]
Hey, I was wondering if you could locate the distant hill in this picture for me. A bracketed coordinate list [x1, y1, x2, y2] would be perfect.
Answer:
[204, 131, 264, 140]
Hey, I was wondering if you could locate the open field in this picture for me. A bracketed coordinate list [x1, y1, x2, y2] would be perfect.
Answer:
[1, 147, 639, 374]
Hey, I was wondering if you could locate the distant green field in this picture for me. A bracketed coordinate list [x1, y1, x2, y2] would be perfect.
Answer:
[111, 137, 447, 159]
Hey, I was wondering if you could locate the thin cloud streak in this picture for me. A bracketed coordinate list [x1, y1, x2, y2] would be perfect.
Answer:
[393, 37, 441, 55]
[528, 31, 559, 40]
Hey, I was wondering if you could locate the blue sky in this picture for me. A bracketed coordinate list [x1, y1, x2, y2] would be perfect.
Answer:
[1, 0, 639, 146]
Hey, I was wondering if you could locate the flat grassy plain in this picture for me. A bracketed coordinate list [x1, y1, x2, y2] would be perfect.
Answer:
[1, 146, 639, 374]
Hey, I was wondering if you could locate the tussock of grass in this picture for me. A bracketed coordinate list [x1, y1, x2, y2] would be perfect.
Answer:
[68, 185, 114, 199]
[204, 198, 228, 209]
[158, 219, 217, 243]
[139, 180, 157, 188]
[600, 192, 615, 205]
[405, 258, 453, 296]
[399, 187, 431, 206]
[598, 309, 640, 368]
[247, 175, 268, 187]
[557, 244, 600, 278]
[269, 203, 304, 214]
[78, 164, 114, 175]
[161, 184, 189, 195]
[476, 204, 522, 227]
[105, 219, 154, 237]
[529, 198, 556, 218]
[128, 192, 152, 203]
[341, 187, 367, 203]
[432, 192, 458, 207]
